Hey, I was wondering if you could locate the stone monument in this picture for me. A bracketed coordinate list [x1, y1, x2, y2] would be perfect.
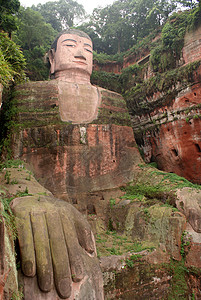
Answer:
[49, 29, 100, 124]
[8, 29, 142, 299]
[10, 29, 110, 300]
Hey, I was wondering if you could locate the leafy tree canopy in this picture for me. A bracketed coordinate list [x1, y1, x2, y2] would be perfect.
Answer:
[0, 0, 20, 33]
[14, 7, 56, 80]
[0, 32, 26, 87]
[77, 0, 200, 55]
[32, 0, 85, 32]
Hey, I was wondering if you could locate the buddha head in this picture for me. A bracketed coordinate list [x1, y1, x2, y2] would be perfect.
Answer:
[49, 29, 93, 83]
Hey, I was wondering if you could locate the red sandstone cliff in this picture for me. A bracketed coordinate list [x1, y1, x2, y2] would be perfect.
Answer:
[128, 25, 201, 184]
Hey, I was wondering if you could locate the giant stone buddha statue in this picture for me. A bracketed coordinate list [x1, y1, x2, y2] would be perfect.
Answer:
[9, 29, 142, 299]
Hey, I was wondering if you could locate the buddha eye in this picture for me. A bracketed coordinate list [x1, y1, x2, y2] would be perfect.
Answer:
[85, 48, 93, 53]
[65, 44, 75, 47]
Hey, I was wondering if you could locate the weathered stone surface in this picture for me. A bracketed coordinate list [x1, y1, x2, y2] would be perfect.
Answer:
[93, 61, 122, 74]
[0, 166, 104, 300]
[149, 117, 201, 184]
[103, 260, 172, 299]
[183, 25, 201, 64]
[0, 202, 18, 300]
[95, 177, 201, 299]
[108, 202, 186, 262]
[91, 25, 201, 184]
[4, 24, 201, 299]
[176, 188, 201, 233]
[58, 82, 100, 123]
[185, 223, 201, 269]
[12, 82, 142, 211]
[130, 31, 201, 184]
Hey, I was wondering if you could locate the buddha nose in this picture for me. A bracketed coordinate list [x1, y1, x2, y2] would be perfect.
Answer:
[74, 49, 86, 60]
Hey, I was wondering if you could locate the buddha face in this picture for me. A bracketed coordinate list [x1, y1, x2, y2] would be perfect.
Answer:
[50, 33, 93, 79]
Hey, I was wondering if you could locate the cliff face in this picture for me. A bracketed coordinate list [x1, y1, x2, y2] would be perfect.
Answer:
[183, 25, 201, 64]
[92, 21, 201, 185]
[12, 81, 142, 210]
[0, 203, 18, 300]
[2, 73, 201, 299]
[128, 25, 201, 184]
[1, 17, 201, 299]
[93, 164, 201, 299]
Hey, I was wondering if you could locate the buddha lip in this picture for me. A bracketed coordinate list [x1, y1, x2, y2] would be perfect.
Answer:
[73, 61, 87, 65]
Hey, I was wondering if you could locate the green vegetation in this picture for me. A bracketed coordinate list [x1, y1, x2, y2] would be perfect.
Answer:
[96, 230, 154, 257]
[32, 0, 85, 31]
[11, 290, 24, 300]
[180, 231, 191, 258]
[93, 51, 124, 64]
[149, 167, 201, 190]
[167, 259, 189, 299]
[125, 254, 143, 268]
[93, 106, 131, 126]
[15, 7, 56, 81]
[0, 92, 20, 159]
[0, 162, 33, 243]
[150, 8, 201, 73]
[119, 164, 201, 210]
[0, 0, 20, 34]
[109, 198, 116, 209]
[0, 159, 25, 171]
[78, 0, 196, 54]
[125, 59, 201, 116]
[91, 70, 121, 93]
[0, 32, 26, 87]
[121, 183, 167, 201]
[0, 195, 17, 240]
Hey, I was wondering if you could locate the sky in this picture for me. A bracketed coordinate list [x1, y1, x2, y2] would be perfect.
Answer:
[19, 0, 114, 14]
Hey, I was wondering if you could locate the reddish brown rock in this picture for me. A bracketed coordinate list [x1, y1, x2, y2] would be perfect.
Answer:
[150, 118, 201, 184]
[176, 188, 201, 233]
[0, 203, 18, 300]
[12, 81, 142, 211]
[93, 61, 122, 74]
[184, 224, 201, 269]
[131, 32, 201, 184]
[183, 25, 201, 64]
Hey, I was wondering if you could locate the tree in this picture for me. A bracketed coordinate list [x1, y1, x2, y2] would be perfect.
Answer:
[15, 7, 56, 80]
[0, 32, 26, 87]
[78, 1, 135, 54]
[77, 0, 181, 55]
[177, 0, 199, 8]
[0, 0, 20, 34]
[32, 0, 85, 32]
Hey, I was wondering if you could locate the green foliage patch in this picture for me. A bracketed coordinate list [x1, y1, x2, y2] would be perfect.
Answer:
[93, 51, 124, 64]
[167, 259, 189, 299]
[91, 70, 121, 93]
[0, 195, 17, 240]
[0, 32, 26, 87]
[150, 168, 201, 190]
[96, 230, 153, 257]
[125, 254, 143, 268]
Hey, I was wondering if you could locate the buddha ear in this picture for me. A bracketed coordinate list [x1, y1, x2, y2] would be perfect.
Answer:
[49, 49, 55, 74]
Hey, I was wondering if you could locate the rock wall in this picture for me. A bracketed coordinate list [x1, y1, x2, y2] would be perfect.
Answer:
[0, 203, 18, 300]
[183, 25, 201, 64]
[12, 81, 142, 211]
[95, 165, 201, 299]
[92, 23, 201, 184]
[130, 25, 201, 184]
[93, 61, 122, 74]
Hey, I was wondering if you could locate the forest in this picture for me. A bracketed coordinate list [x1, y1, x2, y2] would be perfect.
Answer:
[0, 0, 200, 84]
